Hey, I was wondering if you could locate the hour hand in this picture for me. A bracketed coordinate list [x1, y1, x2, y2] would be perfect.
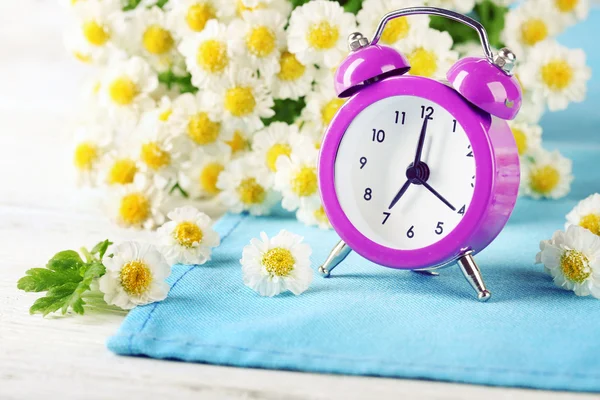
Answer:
[388, 180, 411, 210]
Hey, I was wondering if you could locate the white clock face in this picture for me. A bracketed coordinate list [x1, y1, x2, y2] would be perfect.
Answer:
[334, 95, 476, 251]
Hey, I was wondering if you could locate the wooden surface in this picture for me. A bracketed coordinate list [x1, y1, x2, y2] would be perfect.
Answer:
[0, 2, 598, 399]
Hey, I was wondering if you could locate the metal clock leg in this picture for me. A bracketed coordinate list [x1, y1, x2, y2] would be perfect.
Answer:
[457, 251, 491, 302]
[318, 240, 352, 278]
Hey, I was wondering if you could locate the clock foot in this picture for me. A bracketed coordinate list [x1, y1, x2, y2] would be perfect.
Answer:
[412, 269, 440, 276]
[318, 240, 352, 278]
[457, 252, 491, 302]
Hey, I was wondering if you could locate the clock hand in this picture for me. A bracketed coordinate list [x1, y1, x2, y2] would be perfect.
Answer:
[413, 116, 430, 166]
[388, 179, 411, 210]
[416, 178, 456, 211]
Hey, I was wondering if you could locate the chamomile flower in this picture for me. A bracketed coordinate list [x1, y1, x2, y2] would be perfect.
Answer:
[166, 0, 235, 38]
[502, 1, 563, 56]
[357, 0, 430, 49]
[302, 76, 346, 133]
[514, 88, 546, 124]
[72, 122, 113, 186]
[297, 202, 332, 230]
[520, 40, 591, 111]
[508, 121, 542, 156]
[100, 149, 140, 186]
[241, 230, 313, 297]
[235, 0, 293, 20]
[520, 148, 573, 200]
[402, 27, 458, 80]
[157, 206, 220, 265]
[155, 96, 175, 123]
[211, 67, 275, 132]
[99, 241, 171, 309]
[536, 225, 600, 298]
[287, 1, 357, 68]
[549, 0, 590, 27]
[274, 146, 320, 211]
[566, 193, 600, 236]
[180, 143, 231, 198]
[179, 20, 236, 87]
[224, 126, 252, 157]
[229, 10, 286, 77]
[108, 179, 165, 229]
[251, 122, 312, 173]
[271, 50, 316, 100]
[217, 156, 278, 215]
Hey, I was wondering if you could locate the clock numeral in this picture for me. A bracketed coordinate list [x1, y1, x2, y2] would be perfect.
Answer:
[458, 205, 466, 215]
[407, 225, 415, 238]
[470, 175, 475, 188]
[435, 221, 444, 235]
[420, 106, 434, 120]
[395, 111, 406, 125]
[452, 119, 457, 133]
[359, 156, 367, 169]
[382, 212, 391, 225]
[364, 188, 372, 201]
[466, 145, 473, 157]
[371, 129, 385, 143]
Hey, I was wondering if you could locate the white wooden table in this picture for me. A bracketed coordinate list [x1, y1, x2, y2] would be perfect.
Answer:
[0, 3, 597, 399]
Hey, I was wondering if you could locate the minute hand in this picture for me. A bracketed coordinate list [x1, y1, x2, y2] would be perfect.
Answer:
[413, 116, 430, 165]
[416, 179, 456, 211]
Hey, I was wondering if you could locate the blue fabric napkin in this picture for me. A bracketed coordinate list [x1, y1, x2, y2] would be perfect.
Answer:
[108, 10, 600, 393]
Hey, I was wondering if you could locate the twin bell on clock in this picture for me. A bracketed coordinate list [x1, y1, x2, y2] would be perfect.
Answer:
[317, 7, 523, 301]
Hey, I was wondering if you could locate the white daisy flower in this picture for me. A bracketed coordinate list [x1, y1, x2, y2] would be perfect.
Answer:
[99, 56, 158, 121]
[180, 142, 231, 198]
[155, 95, 176, 123]
[178, 20, 236, 87]
[223, 125, 252, 157]
[519, 40, 591, 111]
[426, 0, 475, 13]
[108, 179, 165, 229]
[63, 0, 121, 64]
[236, 0, 292, 20]
[566, 193, 600, 237]
[536, 225, 600, 298]
[357, 0, 430, 49]
[549, 0, 590, 27]
[299, 119, 326, 150]
[287, 1, 357, 68]
[297, 202, 332, 230]
[217, 156, 278, 215]
[99, 241, 171, 309]
[72, 121, 113, 186]
[508, 121, 542, 157]
[100, 149, 140, 186]
[513, 86, 546, 125]
[502, 1, 563, 56]
[166, 0, 235, 38]
[274, 146, 320, 212]
[157, 206, 221, 265]
[520, 148, 573, 200]
[301, 75, 346, 134]
[271, 50, 316, 100]
[229, 10, 287, 78]
[251, 122, 313, 173]
[402, 27, 458, 80]
[211, 67, 275, 132]
[241, 230, 313, 297]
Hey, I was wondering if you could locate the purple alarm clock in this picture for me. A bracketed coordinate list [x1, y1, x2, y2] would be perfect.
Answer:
[317, 7, 522, 302]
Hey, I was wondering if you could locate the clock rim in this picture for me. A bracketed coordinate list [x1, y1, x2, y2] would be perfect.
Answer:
[319, 75, 497, 270]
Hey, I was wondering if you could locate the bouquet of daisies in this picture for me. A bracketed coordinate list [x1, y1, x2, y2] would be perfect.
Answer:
[65, 0, 591, 231]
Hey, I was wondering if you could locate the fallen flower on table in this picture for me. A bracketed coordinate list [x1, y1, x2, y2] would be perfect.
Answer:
[566, 193, 600, 237]
[241, 230, 313, 297]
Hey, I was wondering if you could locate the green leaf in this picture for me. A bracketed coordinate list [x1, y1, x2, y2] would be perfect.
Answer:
[122, 0, 143, 11]
[90, 240, 113, 260]
[155, 0, 169, 8]
[17, 268, 81, 292]
[46, 250, 84, 272]
[289, 0, 311, 8]
[342, 0, 363, 15]
[262, 98, 306, 126]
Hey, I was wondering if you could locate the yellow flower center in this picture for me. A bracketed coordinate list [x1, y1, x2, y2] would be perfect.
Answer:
[580, 214, 600, 236]
[407, 48, 437, 78]
[74, 142, 98, 170]
[186, 2, 216, 32]
[109, 77, 138, 106]
[291, 166, 318, 197]
[199, 162, 224, 195]
[237, 177, 266, 205]
[520, 19, 548, 46]
[555, 0, 578, 12]
[73, 51, 92, 63]
[187, 112, 221, 145]
[262, 247, 295, 277]
[236, 0, 266, 16]
[512, 127, 527, 155]
[119, 193, 150, 226]
[314, 206, 329, 225]
[108, 158, 138, 185]
[143, 25, 174, 55]
[541, 60, 573, 91]
[120, 260, 153, 296]
[196, 39, 229, 73]
[140, 142, 170, 171]
[174, 221, 203, 247]
[266, 143, 291, 172]
[307, 21, 339, 50]
[226, 130, 249, 154]
[529, 165, 560, 195]
[277, 51, 306, 81]
[381, 17, 409, 44]
[82, 20, 110, 46]
[224, 86, 256, 117]
[560, 250, 591, 284]
[321, 98, 345, 126]
[246, 25, 276, 57]
[158, 108, 172, 121]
